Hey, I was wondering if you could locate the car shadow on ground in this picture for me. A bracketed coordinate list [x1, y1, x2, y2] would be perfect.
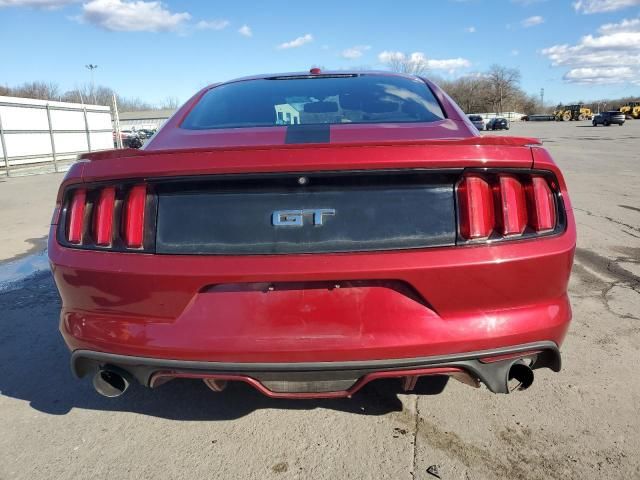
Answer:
[0, 272, 447, 420]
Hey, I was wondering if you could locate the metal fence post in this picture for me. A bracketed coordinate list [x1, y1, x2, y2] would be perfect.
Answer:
[83, 106, 92, 152]
[112, 93, 123, 149]
[45, 104, 59, 173]
[0, 108, 9, 177]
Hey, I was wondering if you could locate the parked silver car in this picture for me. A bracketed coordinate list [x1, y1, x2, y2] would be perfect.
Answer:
[468, 114, 485, 131]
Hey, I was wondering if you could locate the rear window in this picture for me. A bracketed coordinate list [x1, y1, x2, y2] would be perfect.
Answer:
[182, 74, 445, 130]
[468, 115, 482, 121]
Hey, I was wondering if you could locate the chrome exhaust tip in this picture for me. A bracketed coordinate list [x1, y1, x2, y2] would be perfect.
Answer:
[93, 369, 130, 398]
[203, 378, 228, 392]
[507, 362, 534, 392]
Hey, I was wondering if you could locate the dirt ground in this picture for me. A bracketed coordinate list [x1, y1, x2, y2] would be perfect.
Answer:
[0, 120, 638, 480]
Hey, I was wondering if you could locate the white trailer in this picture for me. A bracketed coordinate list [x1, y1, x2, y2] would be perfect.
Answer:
[0, 96, 113, 176]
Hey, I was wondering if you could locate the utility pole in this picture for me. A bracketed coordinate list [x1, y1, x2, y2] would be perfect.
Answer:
[85, 64, 98, 104]
[540, 88, 544, 111]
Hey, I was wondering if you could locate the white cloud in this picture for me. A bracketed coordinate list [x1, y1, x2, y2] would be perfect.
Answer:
[542, 16, 640, 84]
[238, 24, 252, 36]
[0, 0, 76, 7]
[599, 17, 640, 33]
[277, 33, 313, 49]
[573, 0, 640, 14]
[341, 45, 371, 59]
[511, 49, 520, 56]
[80, 0, 190, 32]
[460, 71, 491, 79]
[426, 57, 472, 70]
[465, 26, 476, 33]
[581, 31, 640, 48]
[196, 19, 229, 30]
[378, 51, 471, 72]
[378, 50, 404, 63]
[564, 66, 634, 83]
[521, 15, 544, 27]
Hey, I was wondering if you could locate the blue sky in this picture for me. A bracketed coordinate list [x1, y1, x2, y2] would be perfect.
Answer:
[1, 0, 639, 106]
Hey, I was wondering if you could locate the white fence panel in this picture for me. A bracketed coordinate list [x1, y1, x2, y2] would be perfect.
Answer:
[5, 133, 52, 157]
[87, 111, 112, 130]
[0, 95, 114, 176]
[50, 109, 86, 130]
[0, 105, 49, 130]
[90, 132, 113, 151]
[54, 132, 89, 154]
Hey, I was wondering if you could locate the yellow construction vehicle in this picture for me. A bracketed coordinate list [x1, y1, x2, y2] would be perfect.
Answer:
[619, 102, 640, 119]
[554, 104, 592, 121]
[553, 105, 566, 121]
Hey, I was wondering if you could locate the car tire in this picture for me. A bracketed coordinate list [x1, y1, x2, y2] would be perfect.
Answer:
[592, 121, 597, 126]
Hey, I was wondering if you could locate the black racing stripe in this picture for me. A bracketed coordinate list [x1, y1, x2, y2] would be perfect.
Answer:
[285, 124, 330, 144]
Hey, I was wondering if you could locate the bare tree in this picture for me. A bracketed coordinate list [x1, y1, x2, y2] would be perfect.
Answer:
[11, 81, 60, 100]
[60, 84, 156, 111]
[384, 53, 430, 76]
[486, 65, 521, 114]
[436, 66, 546, 115]
[160, 96, 180, 109]
[440, 76, 492, 114]
[116, 96, 154, 112]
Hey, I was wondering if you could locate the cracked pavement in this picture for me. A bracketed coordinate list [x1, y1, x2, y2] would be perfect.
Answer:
[0, 121, 639, 479]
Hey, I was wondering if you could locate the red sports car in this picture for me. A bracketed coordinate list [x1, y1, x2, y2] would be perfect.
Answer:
[49, 70, 575, 399]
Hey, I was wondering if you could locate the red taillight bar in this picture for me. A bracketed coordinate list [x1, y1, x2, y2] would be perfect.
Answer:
[526, 176, 556, 232]
[495, 175, 527, 236]
[123, 185, 146, 248]
[457, 172, 558, 242]
[457, 175, 494, 240]
[93, 187, 116, 246]
[63, 184, 149, 250]
[67, 189, 87, 244]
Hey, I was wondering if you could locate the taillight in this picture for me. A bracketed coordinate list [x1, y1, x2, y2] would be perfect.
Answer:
[67, 189, 87, 244]
[123, 185, 146, 248]
[457, 172, 559, 242]
[61, 184, 150, 251]
[495, 175, 527, 236]
[457, 175, 494, 239]
[526, 176, 556, 232]
[93, 187, 116, 246]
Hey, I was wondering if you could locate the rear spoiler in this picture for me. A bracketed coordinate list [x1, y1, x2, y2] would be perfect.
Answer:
[79, 136, 542, 162]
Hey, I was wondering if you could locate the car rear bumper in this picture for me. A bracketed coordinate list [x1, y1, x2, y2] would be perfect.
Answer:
[50, 206, 575, 396]
[52, 231, 575, 352]
[71, 341, 561, 397]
